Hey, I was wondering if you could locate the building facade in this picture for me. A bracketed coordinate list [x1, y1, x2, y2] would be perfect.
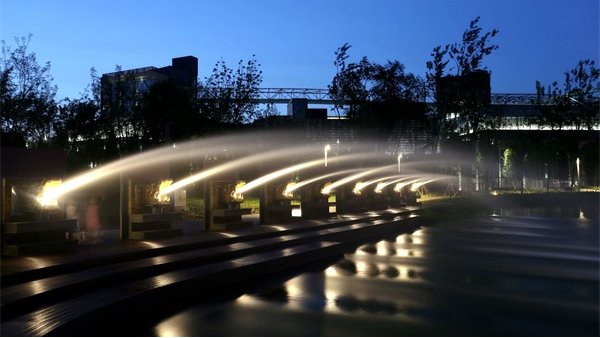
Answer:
[101, 56, 198, 94]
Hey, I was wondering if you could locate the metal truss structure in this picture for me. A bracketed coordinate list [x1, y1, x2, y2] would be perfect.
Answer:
[256, 88, 333, 104]
[255, 88, 543, 105]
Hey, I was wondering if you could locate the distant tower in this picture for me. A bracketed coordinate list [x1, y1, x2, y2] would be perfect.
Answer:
[287, 98, 308, 121]
[172, 56, 198, 88]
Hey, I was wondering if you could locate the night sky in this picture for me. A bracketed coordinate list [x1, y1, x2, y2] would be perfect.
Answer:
[2, 0, 598, 102]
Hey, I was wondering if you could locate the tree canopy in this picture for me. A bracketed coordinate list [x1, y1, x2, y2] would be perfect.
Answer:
[328, 43, 426, 121]
[197, 56, 263, 126]
[533, 59, 600, 130]
[1, 34, 58, 147]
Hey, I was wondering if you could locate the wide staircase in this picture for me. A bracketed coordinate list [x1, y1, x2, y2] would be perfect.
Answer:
[129, 212, 183, 240]
[0, 208, 421, 337]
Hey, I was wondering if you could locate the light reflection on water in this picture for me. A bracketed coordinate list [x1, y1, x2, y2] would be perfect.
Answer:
[148, 226, 438, 336]
[145, 208, 598, 337]
[495, 206, 598, 220]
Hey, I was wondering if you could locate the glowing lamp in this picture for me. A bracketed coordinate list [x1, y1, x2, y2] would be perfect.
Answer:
[374, 182, 385, 194]
[282, 182, 295, 199]
[411, 181, 426, 192]
[320, 182, 332, 196]
[353, 182, 364, 195]
[36, 180, 62, 207]
[231, 181, 246, 202]
[155, 180, 173, 203]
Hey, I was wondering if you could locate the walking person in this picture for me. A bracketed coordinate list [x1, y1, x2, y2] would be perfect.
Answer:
[85, 197, 101, 242]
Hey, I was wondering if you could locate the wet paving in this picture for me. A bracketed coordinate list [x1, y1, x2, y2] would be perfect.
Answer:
[0, 210, 419, 337]
[123, 213, 599, 337]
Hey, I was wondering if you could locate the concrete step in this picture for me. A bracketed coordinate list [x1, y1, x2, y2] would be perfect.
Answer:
[0, 214, 420, 324]
[2, 240, 78, 256]
[0, 208, 421, 287]
[1, 241, 345, 337]
[129, 228, 183, 240]
[130, 221, 172, 232]
[208, 221, 254, 231]
[129, 212, 182, 223]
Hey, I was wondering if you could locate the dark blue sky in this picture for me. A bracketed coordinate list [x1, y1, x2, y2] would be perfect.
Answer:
[2, 0, 598, 101]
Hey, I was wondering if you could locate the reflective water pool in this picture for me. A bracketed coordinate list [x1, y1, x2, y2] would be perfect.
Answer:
[117, 210, 599, 337]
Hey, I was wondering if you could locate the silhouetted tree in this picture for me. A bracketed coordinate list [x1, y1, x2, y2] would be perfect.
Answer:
[197, 56, 263, 127]
[425, 17, 500, 191]
[99, 65, 142, 159]
[257, 103, 280, 119]
[136, 80, 199, 147]
[529, 60, 600, 189]
[1, 34, 58, 147]
[447, 17, 499, 76]
[533, 59, 600, 130]
[328, 43, 370, 120]
[56, 98, 101, 170]
[51, 68, 103, 171]
[371, 61, 425, 103]
[426, 17, 499, 138]
[533, 81, 570, 130]
[425, 45, 451, 149]
[328, 44, 425, 121]
[567, 60, 600, 129]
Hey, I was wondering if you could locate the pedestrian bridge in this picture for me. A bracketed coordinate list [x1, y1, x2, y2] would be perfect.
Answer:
[255, 88, 540, 105]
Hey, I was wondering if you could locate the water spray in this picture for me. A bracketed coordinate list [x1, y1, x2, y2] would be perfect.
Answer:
[394, 179, 419, 193]
[355, 175, 405, 194]
[321, 165, 396, 195]
[284, 168, 364, 194]
[235, 158, 324, 195]
[36, 131, 318, 203]
[159, 144, 328, 197]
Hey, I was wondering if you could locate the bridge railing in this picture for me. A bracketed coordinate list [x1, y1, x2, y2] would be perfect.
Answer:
[255, 88, 543, 105]
[256, 88, 333, 104]
[490, 93, 540, 104]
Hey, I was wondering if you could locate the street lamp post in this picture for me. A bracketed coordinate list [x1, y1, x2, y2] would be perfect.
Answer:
[398, 153, 402, 173]
[576, 158, 580, 191]
[324, 144, 331, 167]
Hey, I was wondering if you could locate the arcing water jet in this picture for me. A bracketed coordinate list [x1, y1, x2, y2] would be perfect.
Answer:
[158, 144, 326, 197]
[283, 168, 364, 195]
[36, 130, 317, 203]
[235, 158, 324, 195]
[350, 175, 404, 195]
[321, 165, 397, 195]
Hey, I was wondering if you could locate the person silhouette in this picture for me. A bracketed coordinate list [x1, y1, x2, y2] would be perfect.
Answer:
[85, 197, 101, 242]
